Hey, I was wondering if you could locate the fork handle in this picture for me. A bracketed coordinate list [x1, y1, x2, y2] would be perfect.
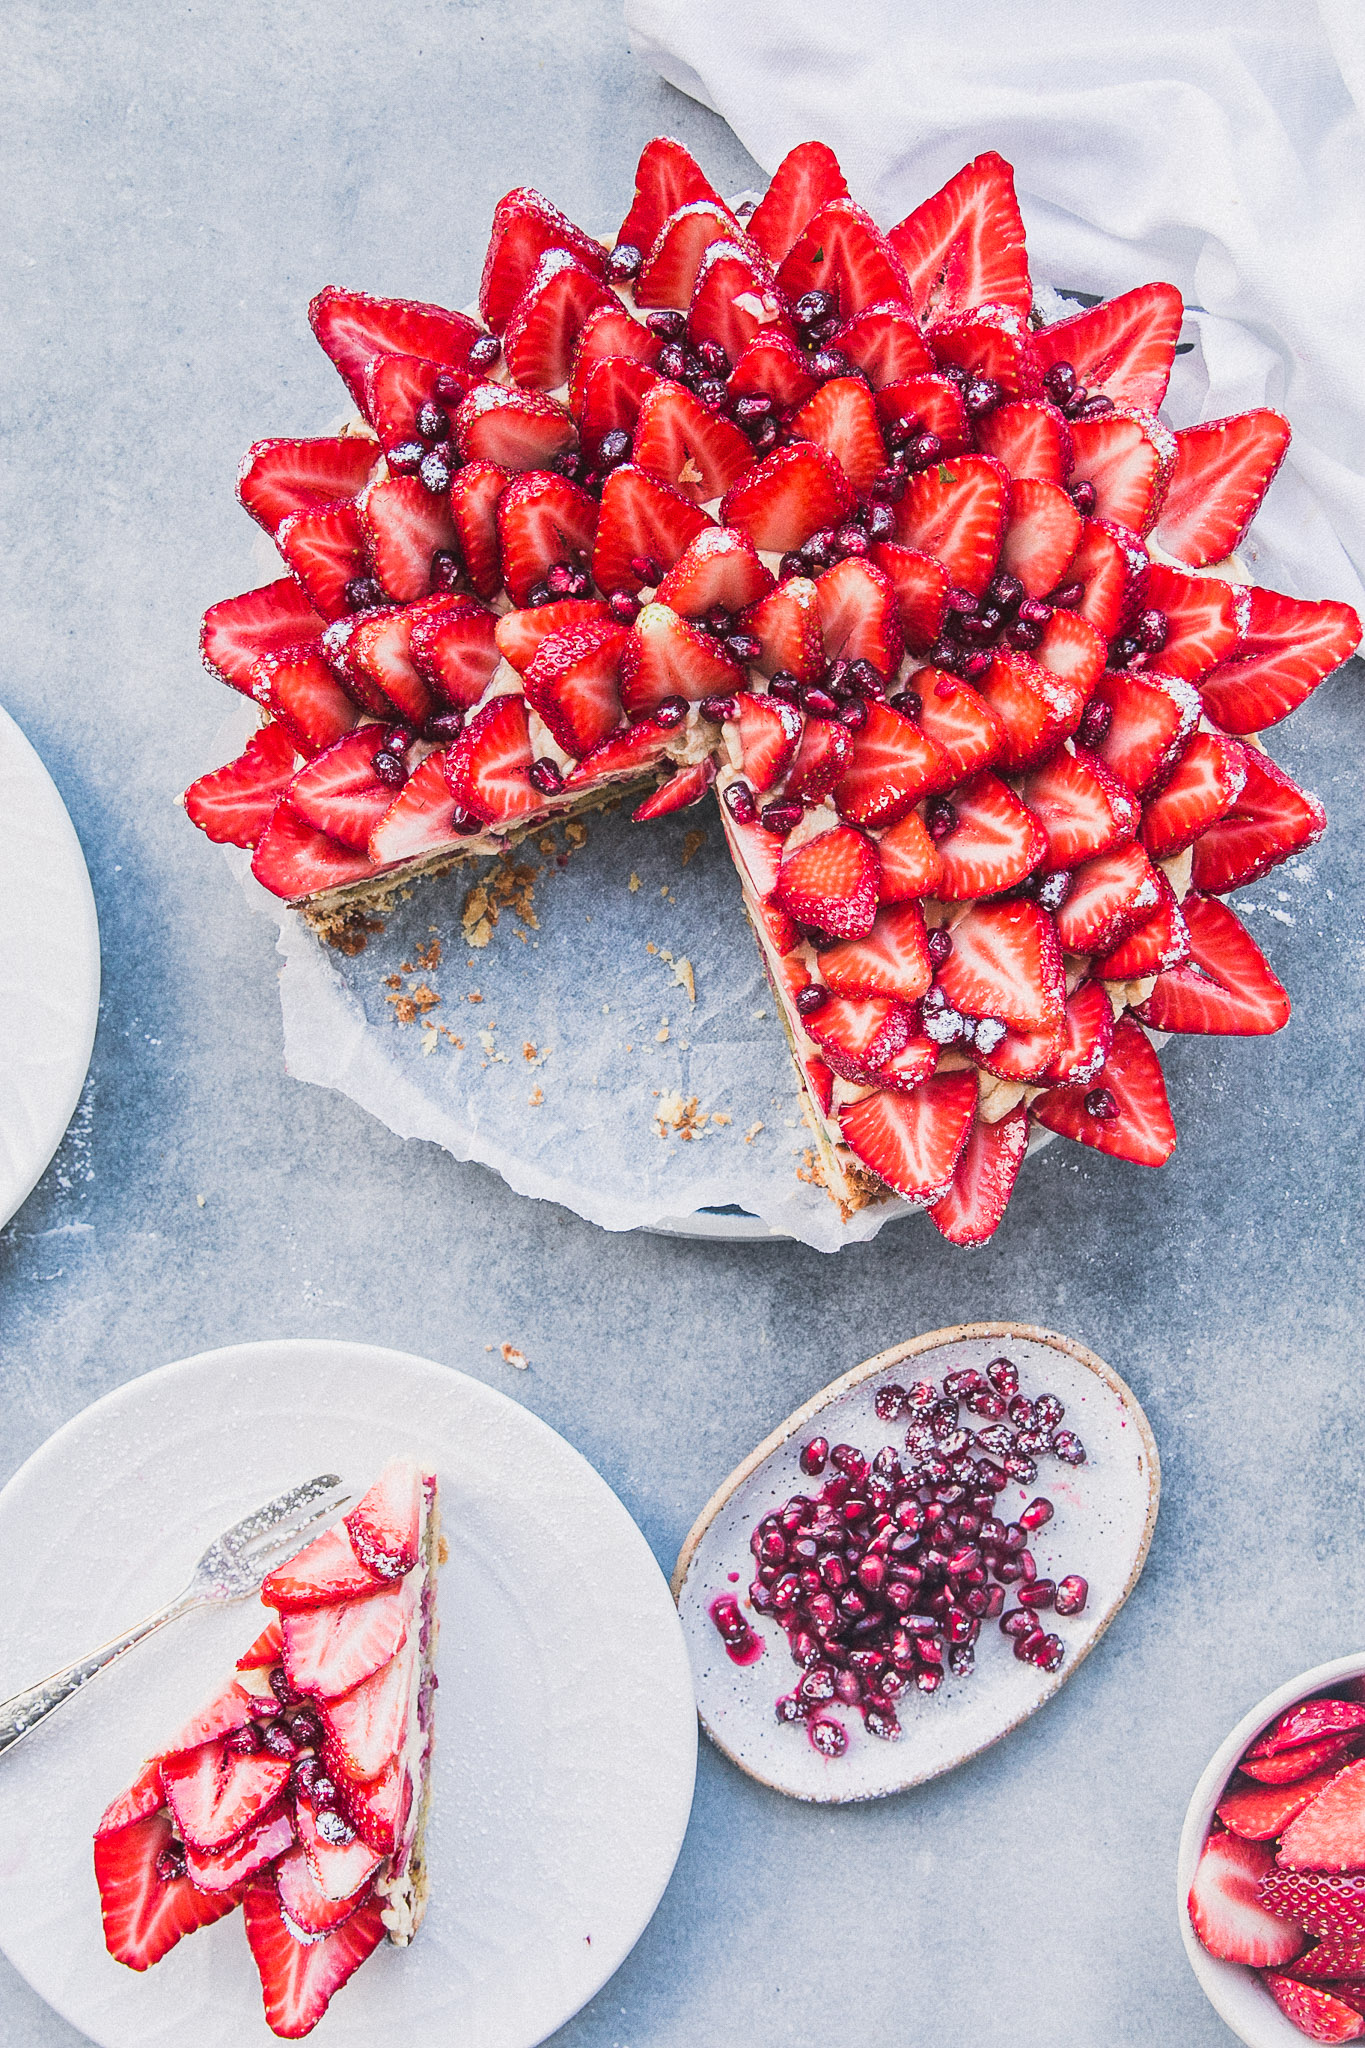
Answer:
[0, 1590, 200, 1759]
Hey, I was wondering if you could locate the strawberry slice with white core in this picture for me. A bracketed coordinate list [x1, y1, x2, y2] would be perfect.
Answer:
[1242, 1738, 1355, 1786]
[496, 471, 598, 610]
[1055, 841, 1163, 955]
[868, 543, 950, 652]
[776, 197, 912, 320]
[1260, 1869, 1365, 1937]
[495, 599, 612, 673]
[308, 287, 481, 408]
[362, 354, 462, 455]
[164, 1678, 256, 1755]
[1187, 1832, 1306, 1966]
[834, 700, 945, 827]
[570, 300, 661, 415]
[348, 1454, 431, 1580]
[1190, 745, 1326, 893]
[251, 805, 375, 902]
[746, 139, 849, 265]
[894, 456, 1009, 596]
[732, 691, 803, 791]
[1139, 729, 1248, 859]
[277, 499, 369, 621]
[635, 199, 741, 309]
[339, 1755, 412, 1857]
[201, 579, 326, 694]
[633, 759, 716, 819]
[875, 372, 971, 456]
[791, 377, 886, 497]
[1216, 1773, 1341, 1842]
[888, 151, 1031, 321]
[932, 771, 1047, 901]
[479, 186, 608, 334]
[1280, 1762, 1365, 1873]
[94, 1799, 242, 1970]
[775, 825, 880, 940]
[287, 729, 397, 855]
[927, 304, 1041, 402]
[445, 695, 540, 827]
[184, 1806, 296, 1894]
[969, 1017, 1063, 1083]
[243, 1881, 387, 2040]
[1093, 869, 1190, 979]
[1067, 406, 1176, 534]
[275, 1847, 367, 1937]
[160, 1740, 292, 1853]
[257, 648, 363, 757]
[578, 348, 657, 461]
[632, 378, 753, 501]
[620, 604, 743, 713]
[839, 1072, 980, 1204]
[977, 649, 1079, 772]
[455, 384, 577, 473]
[282, 1572, 416, 1700]
[721, 441, 855, 554]
[261, 1520, 388, 1611]
[834, 302, 934, 388]
[1062, 518, 1148, 642]
[1089, 667, 1201, 796]
[785, 719, 854, 804]
[591, 464, 711, 595]
[928, 1104, 1029, 1246]
[503, 249, 614, 390]
[617, 137, 726, 263]
[874, 810, 944, 901]
[523, 621, 627, 757]
[370, 752, 469, 867]
[1155, 409, 1292, 568]
[293, 1797, 385, 1903]
[911, 670, 1004, 780]
[565, 717, 673, 789]
[1032, 282, 1185, 410]
[973, 400, 1073, 485]
[998, 480, 1082, 599]
[1141, 563, 1240, 678]
[803, 994, 914, 1084]
[1035, 609, 1108, 707]
[1018, 745, 1139, 868]
[1040, 980, 1115, 1086]
[816, 557, 904, 678]
[937, 899, 1066, 1034]
[687, 240, 796, 360]
[238, 1618, 285, 1673]
[183, 724, 299, 849]
[1138, 899, 1291, 1035]
[1263, 1977, 1364, 2044]
[655, 526, 773, 618]
[1198, 587, 1362, 735]
[728, 331, 819, 415]
[449, 459, 507, 599]
[349, 604, 438, 726]
[359, 476, 459, 606]
[742, 576, 825, 682]
[817, 902, 931, 1003]
[1031, 1016, 1176, 1167]
[409, 597, 501, 709]
[238, 437, 378, 537]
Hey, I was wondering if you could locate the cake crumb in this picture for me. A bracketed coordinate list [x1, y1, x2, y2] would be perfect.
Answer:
[679, 453, 704, 487]
[467, 990, 483, 1004]
[564, 821, 588, 849]
[415, 937, 441, 971]
[745, 1121, 764, 1143]
[384, 973, 403, 990]
[796, 1147, 828, 1190]
[629, 871, 641, 892]
[682, 830, 706, 866]
[528, 1086, 544, 1107]
[672, 957, 696, 1003]
[656, 1019, 670, 1042]
[538, 834, 557, 855]
[388, 995, 418, 1024]
[477, 1029, 507, 1062]
[420, 1024, 439, 1056]
[712, 1112, 732, 1126]
[500, 1342, 530, 1370]
[522, 1042, 552, 1066]
[196, 1193, 206, 1207]
[646, 941, 657, 954]
[653, 1090, 714, 1141]
[322, 912, 385, 955]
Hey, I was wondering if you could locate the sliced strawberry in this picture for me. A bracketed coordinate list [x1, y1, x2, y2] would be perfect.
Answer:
[938, 899, 1066, 1034]
[321, 1635, 418, 1784]
[591, 464, 711, 594]
[865, 1032, 941, 1090]
[1155, 410, 1292, 567]
[620, 603, 742, 713]
[1260, 1868, 1365, 1937]
[358, 476, 459, 604]
[1032, 282, 1184, 410]
[1031, 1016, 1176, 1167]
[741, 575, 825, 682]
[1251, 1700, 1365, 1758]
[635, 199, 741, 309]
[973, 400, 1073, 485]
[1034, 608, 1107, 706]
[721, 804, 783, 897]
[449, 459, 507, 599]
[633, 759, 716, 819]
[775, 825, 880, 940]
[370, 751, 469, 867]
[455, 383, 577, 472]
[874, 810, 943, 901]
[933, 771, 1047, 900]
[785, 717, 854, 803]
[804, 1055, 835, 1116]
[1062, 517, 1148, 641]
[1187, 1832, 1305, 1966]
[275, 1847, 366, 1937]
[503, 249, 614, 390]
[817, 902, 931, 1004]
[568, 300, 661, 417]
[164, 1680, 256, 1756]
[804, 994, 914, 1083]
[1055, 840, 1163, 954]
[262, 1521, 387, 1610]
[524, 620, 627, 756]
[238, 436, 377, 536]
[1019, 744, 1139, 867]
[409, 596, 501, 709]
[256, 648, 362, 755]
[968, 1017, 1062, 1083]
[160, 1740, 292, 1853]
[308, 287, 481, 408]
[633, 378, 754, 501]
[791, 377, 886, 497]
[1139, 729, 1247, 858]
[928, 304, 1041, 402]
[237, 1618, 284, 1672]
[656, 526, 773, 616]
[243, 1880, 387, 2040]
[251, 805, 374, 900]
[94, 1802, 241, 1970]
[292, 1796, 384, 1903]
[362, 354, 465, 455]
[687, 239, 796, 359]
[565, 716, 673, 789]
[1040, 979, 1115, 1085]
[1243, 1739, 1355, 1786]
[1218, 1772, 1342, 1841]
[202, 579, 326, 694]
[977, 649, 1079, 771]
[1199, 587, 1362, 736]
[184, 724, 299, 849]
[578, 354, 657, 458]
[732, 691, 803, 791]
[1190, 745, 1325, 892]
[912, 668, 1004, 779]
[1067, 406, 1176, 534]
[727, 331, 819, 414]
[278, 499, 368, 620]
[479, 186, 608, 334]
[446, 694, 540, 826]
[747, 139, 849, 265]
[758, 897, 803, 958]
[287, 728, 396, 853]
[495, 598, 612, 673]
[888, 152, 1031, 322]
[346, 603, 433, 724]
[97, 1761, 165, 1838]
[835, 301, 934, 388]
[839, 1072, 980, 1203]
[776, 197, 912, 320]
[1282, 1763, 1365, 1873]
[997, 479, 1082, 599]
[337, 1755, 411, 1857]
[1093, 869, 1190, 979]
[1140, 563, 1240, 678]
[1089, 666, 1201, 795]
[875, 373, 971, 456]
[1290, 1944, 1365, 1984]
[833, 700, 944, 827]
[496, 470, 597, 607]
[1262, 1976, 1364, 2044]
[283, 1573, 415, 1702]
[616, 137, 726, 261]
[893, 455, 1009, 596]
[721, 441, 855, 553]
[868, 543, 949, 652]
[928, 1104, 1029, 1246]
[815, 557, 903, 677]
[343, 1455, 423, 1579]
[184, 1806, 295, 1894]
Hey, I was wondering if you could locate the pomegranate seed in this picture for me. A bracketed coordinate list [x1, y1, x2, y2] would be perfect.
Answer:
[760, 800, 803, 836]
[316, 1808, 357, 1846]
[529, 758, 564, 795]
[926, 797, 958, 842]
[1069, 479, 1098, 516]
[1018, 1579, 1056, 1610]
[831, 1444, 869, 1481]
[1078, 699, 1113, 749]
[224, 1723, 260, 1756]
[915, 1667, 943, 1694]
[1020, 1497, 1054, 1531]
[989, 1361, 1019, 1404]
[388, 440, 424, 473]
[155, 1845, 186, 1882]
[628, 553, 662, 584]
[723, 779, 758, 825]
[468, 332, 501, 371]
[1008, 1396, 1035, 1428]
[653, 696, 689, 730]
[1037, 1635, 1066, 1672]
[1015, 1627, 1047, 1662]
[799, 1436, 830, 1476]
[700, 693, 737, 723]
[775, 1693, 809, 1723]
[808, 1717, 848, 1757]
[1000, 1609, 1033, 1638]
[1055, 1574, 1089, 1616]
[1052, 1431, 1087, 1465]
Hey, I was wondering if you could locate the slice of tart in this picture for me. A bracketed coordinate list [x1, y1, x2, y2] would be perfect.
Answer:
[182, 137, 1360, 1244]
[94, 1458, 441, 2039]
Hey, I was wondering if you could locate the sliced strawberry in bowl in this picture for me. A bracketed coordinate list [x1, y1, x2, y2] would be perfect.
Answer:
[1263, 1977, 1365, 2044]
[503, 249, 615, 390]
[894, 455, 1009, 596]
[1067, 406, 1176, 534]
[308, 287, 482, 407]
[888, 151, 1031, 322]
[1215, 1773, 1342, 1842]
[620, 604, 743, 714]
[94, 1798, 242, 1970]
[746, 138, 849, 265]
[1198, 588, 1361, 735]
[183, 724, 300, 849]
[774, 825, 880, 941]
[632, 378, 754, 501]
[816, 902, 931, 1003]
[803, 994, 915, 1084]
[731, 691, 803, 792]
[721, 442, 855, 555]
[1137, 893, 1290, 1036]
[1040, 980, 1115, 1086]
[937, 899, 1065, 1035]
[1031, 282, 1184, 410]
[287, 728, 400, 854]
[523, 620, 627, 758]
[1139, 729, 1248, 859]
[238, 436, 378, 536]
[445, 695, 540, 827]
[931, 771, 1046, 900]
[1018, 744, 1139, 868]
[243, 1880, 387, 2041]
[496, 470, 598, 608]
[1031, 1016, 1176, 1167]
[928, 1104, 1029, 1246]
[1186, 1832, 1306, 1967]
[160, 1739, 292, 1853]
[833, 700, 945, 828]
[591, 464, 712, 595]
[839, 1071, 981, 1204]
[1190, 746, 1326, 893]
[1279, 1762, 1365, 1873]
[1250, 1699, 1365, 1759]
[656, 526, 773, 617]
[479, 185, 608, 333]
[791, 377, 886, 497]
[1155, 410, 1292, 568]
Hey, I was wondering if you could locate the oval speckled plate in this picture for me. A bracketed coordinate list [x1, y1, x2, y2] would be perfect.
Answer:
[672, 1321, 1160, 1802]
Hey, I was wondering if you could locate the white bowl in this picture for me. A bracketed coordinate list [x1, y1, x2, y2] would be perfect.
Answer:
[1178, 1652, 1365, 2046]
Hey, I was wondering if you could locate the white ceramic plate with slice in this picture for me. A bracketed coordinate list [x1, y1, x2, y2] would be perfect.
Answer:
[0, 703, 100, 1228]
[0, 1339, 697, 2048]
[673, 1321, 1159, 1803]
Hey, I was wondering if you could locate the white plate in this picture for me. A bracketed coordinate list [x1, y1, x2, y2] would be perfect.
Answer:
[673, 1323, 1159, 1803]
[0, 1339, 697, 2048]
[0, 703, 100, 1227]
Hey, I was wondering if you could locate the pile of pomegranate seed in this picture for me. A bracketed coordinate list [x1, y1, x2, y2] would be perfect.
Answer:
[728, 1355, 1089, 1757]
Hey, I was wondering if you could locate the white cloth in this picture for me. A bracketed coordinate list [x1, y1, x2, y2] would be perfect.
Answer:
[624, 0, 1365, 613]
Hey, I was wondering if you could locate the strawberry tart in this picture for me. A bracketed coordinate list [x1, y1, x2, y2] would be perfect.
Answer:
[93, 1458, 440, 2039]
[182, 138, 1361, 1243]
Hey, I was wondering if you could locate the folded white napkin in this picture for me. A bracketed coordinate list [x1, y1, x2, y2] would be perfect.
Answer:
[624, 0, 1365, 613]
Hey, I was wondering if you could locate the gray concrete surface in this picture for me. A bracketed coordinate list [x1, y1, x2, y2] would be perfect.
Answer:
[2, 3, 1362, 2043]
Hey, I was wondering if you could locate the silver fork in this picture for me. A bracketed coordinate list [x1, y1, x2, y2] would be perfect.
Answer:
[0, 1472, 350, 1760]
